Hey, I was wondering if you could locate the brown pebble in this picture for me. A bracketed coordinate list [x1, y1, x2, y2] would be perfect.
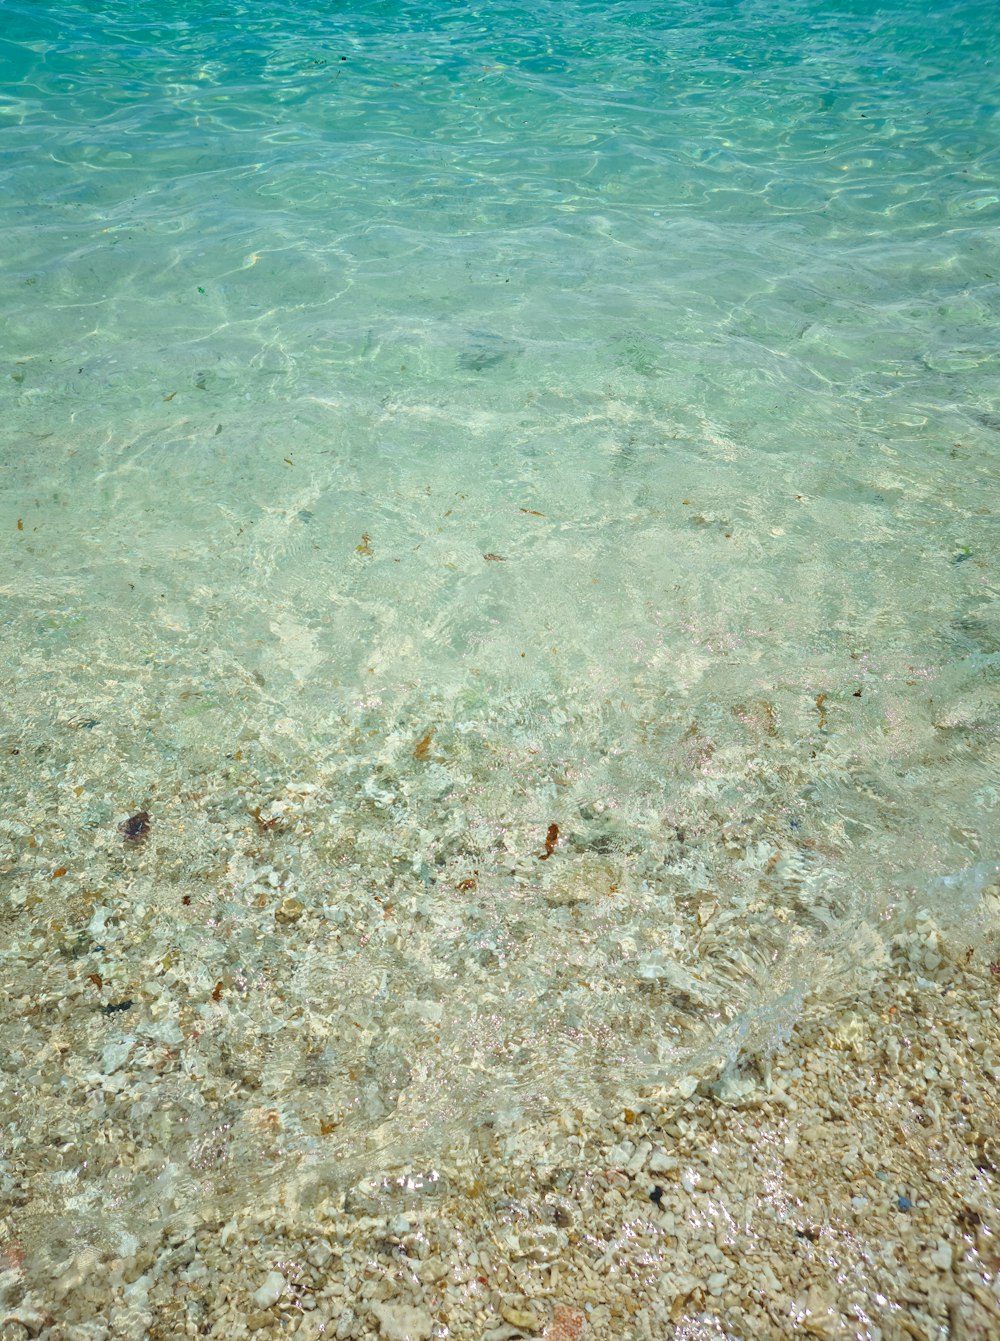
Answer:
[276, 895, 305, 924]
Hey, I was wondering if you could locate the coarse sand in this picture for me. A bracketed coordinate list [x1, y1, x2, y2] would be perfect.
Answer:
[2, 912, 997, 1340]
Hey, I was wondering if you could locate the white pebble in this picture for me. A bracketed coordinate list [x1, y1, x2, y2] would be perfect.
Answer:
[649, 1150, 677, 1174]
[930, 1241, 952, 1271]
[101, 1039, 133, 1075]
[307, 1240, 332, 1269]
[252, 1270, 286, 1309]
[628, 1140, 652, 1173]
[606, 1140, 634, 1168]
[371, 1301, 433, 1340]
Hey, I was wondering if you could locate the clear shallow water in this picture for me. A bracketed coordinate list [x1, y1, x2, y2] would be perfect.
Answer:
[2, 0, 999, 1255]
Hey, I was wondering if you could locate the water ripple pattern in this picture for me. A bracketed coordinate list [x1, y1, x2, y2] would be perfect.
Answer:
[1, 0, 999, 1253]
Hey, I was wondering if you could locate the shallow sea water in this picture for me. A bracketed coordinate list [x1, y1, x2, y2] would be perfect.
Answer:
[1, 0, 999, 1265]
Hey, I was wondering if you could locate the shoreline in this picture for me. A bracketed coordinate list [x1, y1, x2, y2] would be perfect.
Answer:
[4, 904, 997, 1340]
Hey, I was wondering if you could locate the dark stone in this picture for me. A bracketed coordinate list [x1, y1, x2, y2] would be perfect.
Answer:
[119, 811, 150, 842]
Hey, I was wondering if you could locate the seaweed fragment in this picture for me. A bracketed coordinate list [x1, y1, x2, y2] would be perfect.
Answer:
[539, 823, 560, 860]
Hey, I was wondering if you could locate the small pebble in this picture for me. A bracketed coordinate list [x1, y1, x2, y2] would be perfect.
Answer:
[648, 1151, 677, 1174]
[276, 894, 304, 923]
[930, 1241, 952, 1270]
[251, 1270, 285, 1309]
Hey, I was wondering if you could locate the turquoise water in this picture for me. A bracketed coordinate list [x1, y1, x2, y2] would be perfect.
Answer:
[2, 0, 999, 1254]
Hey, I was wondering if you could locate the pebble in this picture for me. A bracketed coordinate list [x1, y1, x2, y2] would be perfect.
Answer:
[606, 1141, 634, 1169]
[648, 1150, 677, 1174]
[370, 1302, 433, 1340]
[628, 1140, 652, 1173]
[100, 1039, 133, 1075]
[276, 895, 305, 923]
[251, 1269, 286, 1309]
[709, 1072, 758, 1104]
[500, 1301, 543, 1332]
[930, 1241, 952, 1270]
[307, 1241, 333, 1269]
